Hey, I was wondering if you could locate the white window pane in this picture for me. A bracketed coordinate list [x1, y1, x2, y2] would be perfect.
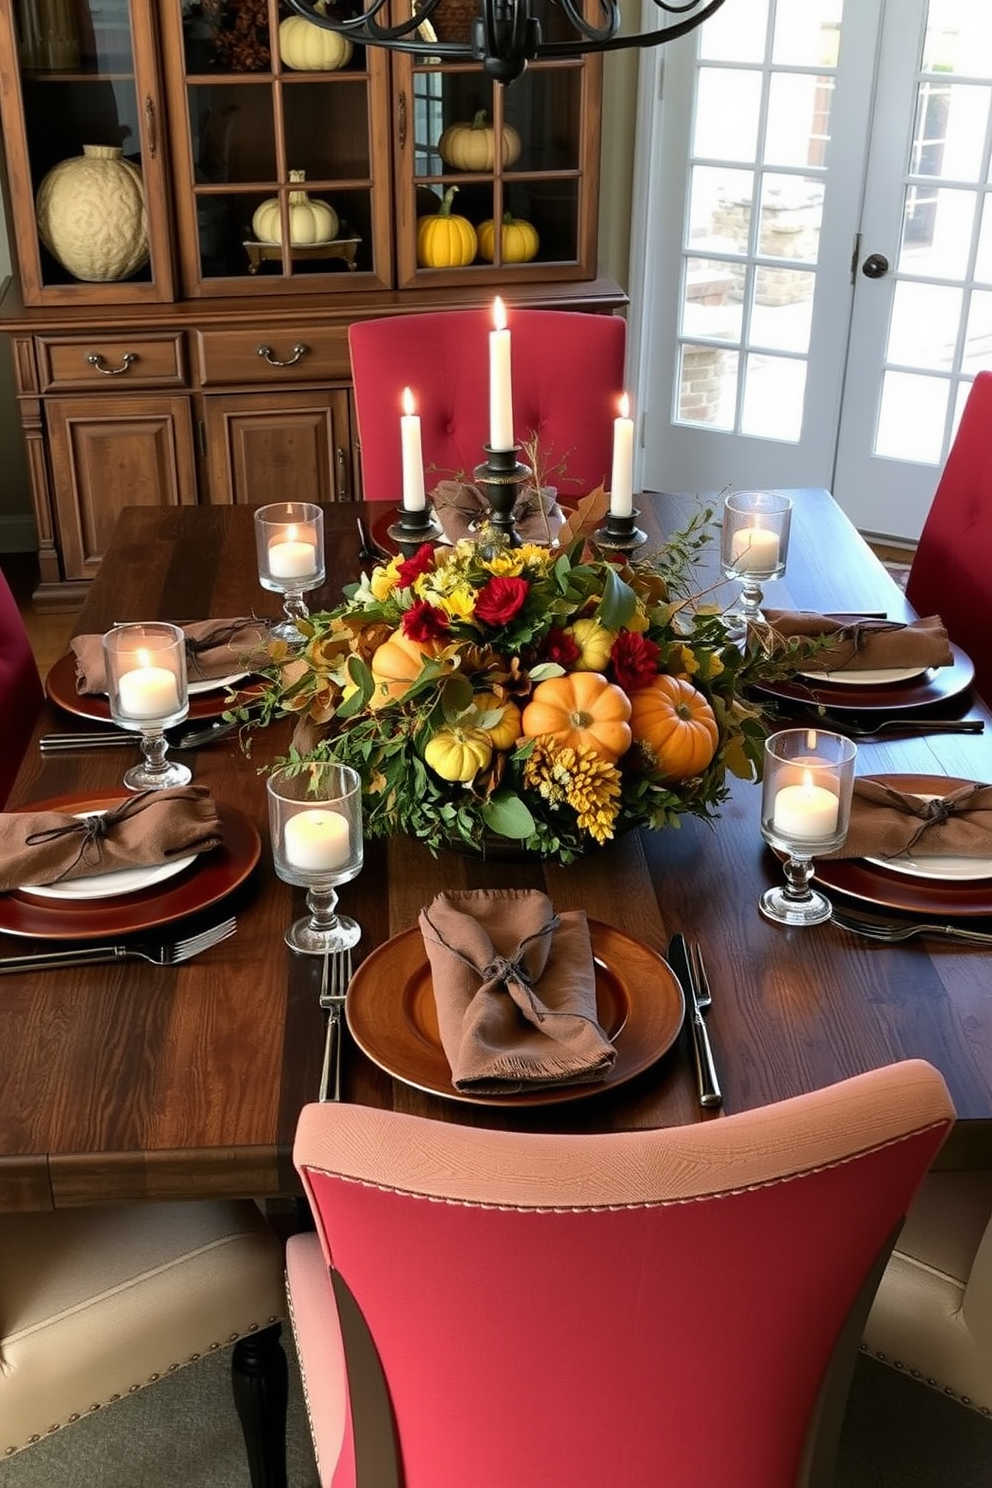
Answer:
[750, 271, 815, 351]
[758, 174, 823, 265]
[766, 73, 835, 169]
[741, 354, 806, 440]
[688, 166, 755, 254]
[875, 372, 948, 462]
[976, 195, 992, 282]
[693, 69, 762, 162]
[962, 290, 992, 373]
[887, 282, 963, 371]
[677, 345, 738, 429]
[682, 259, 743, 343]
[911, 83, 990, 185]
[772, 1, 841, 68]
[899, 187, 975, 279]
[924, 2, 992, 76]
[699, 0, 769, 64]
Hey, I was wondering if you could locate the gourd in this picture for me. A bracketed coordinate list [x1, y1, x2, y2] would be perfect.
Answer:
[473, 692, 522, 751]
[416, 186, 477, 268]
[251, 171, 338, 245]
[628, 675, 719, 779]
[564, 618, 615, 673]
[425, 727, 493, 783]
[278, 0, 354, 70]
[477, 213, 540, 264]
[35, 145, 149, 283]
[438, 110, 522, 172]
[522, 673, 632, 763]
[369, 629, 434, 708]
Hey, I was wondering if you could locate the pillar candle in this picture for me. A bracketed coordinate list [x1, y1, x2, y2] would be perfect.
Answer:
[489, 296, 514, 451]
[284, 809, 351, 872]
[400, 386, 426, 512]
[609, 393, 634, 518]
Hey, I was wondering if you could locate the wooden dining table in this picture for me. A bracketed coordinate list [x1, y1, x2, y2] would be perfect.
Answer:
[2, 489, 991, 1213]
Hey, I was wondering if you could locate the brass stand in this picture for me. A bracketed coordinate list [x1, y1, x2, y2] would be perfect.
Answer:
[473, 445, 532, 547]
[386, 502, 445, 557]
[595, 508, 648, 555]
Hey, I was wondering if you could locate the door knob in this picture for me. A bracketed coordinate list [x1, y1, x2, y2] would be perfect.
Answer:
[862, 253, 889, 279]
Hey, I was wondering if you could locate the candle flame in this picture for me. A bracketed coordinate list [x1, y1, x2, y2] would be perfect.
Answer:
[493, 295, 507, 332]
[619, 392, 630, 419]
[402, 386, 416, 416]
[286, 524, 298, 541]
[801, 768, 815, 793]
[136, 648, 152, 668]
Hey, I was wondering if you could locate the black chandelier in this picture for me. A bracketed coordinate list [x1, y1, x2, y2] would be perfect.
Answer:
[284, 0, 728, 85]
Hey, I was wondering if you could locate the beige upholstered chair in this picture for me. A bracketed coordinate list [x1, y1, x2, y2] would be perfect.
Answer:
[0, 1199, 289, 1483]
[863, 1170, 992, 1415]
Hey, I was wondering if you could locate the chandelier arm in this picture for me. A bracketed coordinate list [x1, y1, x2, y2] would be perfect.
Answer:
[528, 0, 729, 57]
[554, 0, 620, 46]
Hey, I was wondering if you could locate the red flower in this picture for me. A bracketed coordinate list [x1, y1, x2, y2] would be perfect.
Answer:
[611, 629, 660, 692]
[396, 543, 436, 588]
[474, 576, 529, 626]
[542, 625, 581, 668]
[402, 600, 450, 644]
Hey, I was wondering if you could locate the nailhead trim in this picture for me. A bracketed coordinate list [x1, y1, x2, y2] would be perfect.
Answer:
[860, 1344, 992, 1417]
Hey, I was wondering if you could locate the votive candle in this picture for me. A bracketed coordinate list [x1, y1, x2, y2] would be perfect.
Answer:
[118, 648, 181, 719]
[730, 523, 780, 573]
[489, 296, 514, 451]
[772, 771, 840, 840]
[400, 386, 426, 512]
[268, 524, 317, 580]
[284, 809, 352, 872]
[609, 393, 634, 518]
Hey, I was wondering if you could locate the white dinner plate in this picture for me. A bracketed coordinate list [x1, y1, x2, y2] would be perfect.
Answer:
[862, 851, 992, 882]
[796, 665, 927, 687]
[187, 671, 248, 697]
[20, 812, 197, 901]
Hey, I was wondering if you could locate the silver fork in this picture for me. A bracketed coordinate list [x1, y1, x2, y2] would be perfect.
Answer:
[39, 718, 244, 753]
[318, 946, 354, 1102]
[0, 916, 238, 974]
[831, 908, 992, 946]
[688, 940, 712, 1011]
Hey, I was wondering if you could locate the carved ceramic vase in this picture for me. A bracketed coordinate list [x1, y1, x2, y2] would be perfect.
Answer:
[35, 145, 150, 282]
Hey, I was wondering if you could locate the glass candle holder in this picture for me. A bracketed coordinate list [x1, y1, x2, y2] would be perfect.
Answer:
[102, 622, 191, 791]
[267, 761, 363, 955]
[759, 728, 857, 927]
[254, 501, 325, 645]
[720, 490, 793, 633]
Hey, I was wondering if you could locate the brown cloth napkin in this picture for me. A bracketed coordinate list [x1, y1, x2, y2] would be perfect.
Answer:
[823, 778, 992, 861]
[430, 479, 565, 546]
[0, 786, 223, 892]
[71, 619, 273, 695]
[758, 611, 953, 672]
[419, 888, 616, 1094]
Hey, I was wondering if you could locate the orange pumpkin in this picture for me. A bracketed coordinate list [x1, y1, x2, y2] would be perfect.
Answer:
[473, 691, 522, 751]
[521, 673, 631, 763]
[628, 675, 719, 780]
[369, 628, 434, 708]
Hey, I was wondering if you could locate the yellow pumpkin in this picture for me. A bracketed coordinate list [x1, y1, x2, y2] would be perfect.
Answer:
[369, 628, 434, 709]
[473, 691, 522, 751]
[628, 675, 719, 780]
[416, 185, 478, 268]
[522, 673, 632, 763]
[252, 170, 338, 245]
[438, 110, 522, 172]
[477, 213, 540, 264]
[565, 618, 615, 672]
[278, 1, 354, 70]
[425, 727, 493, 783]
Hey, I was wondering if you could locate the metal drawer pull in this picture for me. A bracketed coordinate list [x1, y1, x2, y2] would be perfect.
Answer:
[86, 351, 137, 376]
[257, 343, 308, 368]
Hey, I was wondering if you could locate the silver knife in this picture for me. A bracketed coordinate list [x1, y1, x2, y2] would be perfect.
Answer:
[667, 933, 722, 1109]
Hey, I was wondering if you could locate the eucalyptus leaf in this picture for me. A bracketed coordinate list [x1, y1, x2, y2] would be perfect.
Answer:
[481, 792, 536, 839]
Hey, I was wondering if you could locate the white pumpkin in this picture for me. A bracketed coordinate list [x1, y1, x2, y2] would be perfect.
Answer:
[278, 0, 354, 71]
[251, 170, 338, 245]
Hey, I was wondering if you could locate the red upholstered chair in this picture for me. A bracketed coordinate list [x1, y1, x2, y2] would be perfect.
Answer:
[348, 308, 626, 502]
[287, 1060, 953, 1488]
[905, 371, 992, 705]
[0, 563, 43, 805]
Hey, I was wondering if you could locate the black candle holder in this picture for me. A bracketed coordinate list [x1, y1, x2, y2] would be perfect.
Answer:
[473, 445, 532, 548]
[386, 501, 445, 557]
[595, 508, 648, 555]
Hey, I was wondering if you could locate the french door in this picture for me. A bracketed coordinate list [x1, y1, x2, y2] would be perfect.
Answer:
[628, 0, 992, 542]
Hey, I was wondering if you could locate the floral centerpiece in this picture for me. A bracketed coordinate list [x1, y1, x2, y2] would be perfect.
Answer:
[238, 498, 807, 864]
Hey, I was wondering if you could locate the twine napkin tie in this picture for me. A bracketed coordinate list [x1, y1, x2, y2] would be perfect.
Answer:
[71, 619, 272, 695]
[824, 779, 992, 861]
[756, 611, 952, 673]
[431, 480, 564, 546]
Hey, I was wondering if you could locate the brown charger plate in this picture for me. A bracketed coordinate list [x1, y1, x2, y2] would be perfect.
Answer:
[812, 774, 992, 917]
[45, 652, 266, 725]
[755, 644, 974, 713]
[346, 921, 685, 1107]
[0, 793, 261, 939]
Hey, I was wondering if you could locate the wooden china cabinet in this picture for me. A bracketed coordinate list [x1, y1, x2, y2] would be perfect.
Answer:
[0, 0, 624, 607]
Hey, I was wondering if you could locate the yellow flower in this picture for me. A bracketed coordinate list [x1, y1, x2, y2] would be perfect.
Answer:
[523, 738, 621, 844]
[677, 645, 700, 677]
[484, 550, 526, 577]
[518, 543, 553, 572]
[437, 583, 477, 622]
[369, 558, 402, 600]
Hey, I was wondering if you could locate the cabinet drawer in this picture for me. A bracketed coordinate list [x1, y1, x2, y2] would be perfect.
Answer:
[195, 327, 351, 386]
[37, 334, 186, 391]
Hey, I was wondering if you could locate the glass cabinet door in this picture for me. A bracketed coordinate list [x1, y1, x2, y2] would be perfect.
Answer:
[0, 0, 175, 304]
[160, 0, 393, 296]
[395, 0, 601, 286]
